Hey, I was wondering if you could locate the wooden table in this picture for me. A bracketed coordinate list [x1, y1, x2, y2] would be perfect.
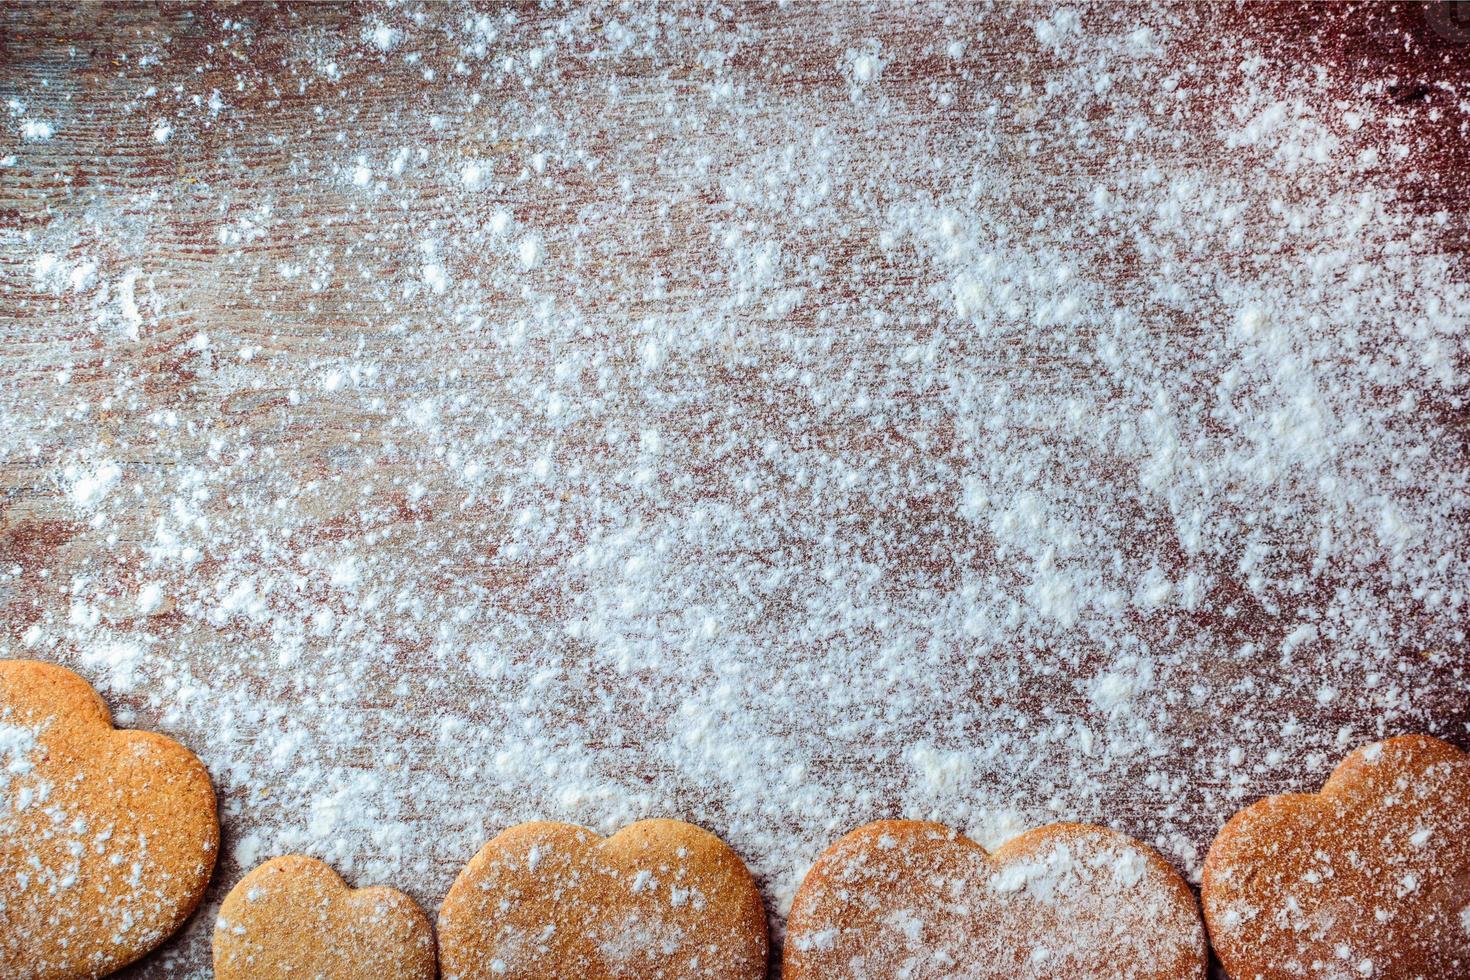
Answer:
[2, 3, 1468, 976]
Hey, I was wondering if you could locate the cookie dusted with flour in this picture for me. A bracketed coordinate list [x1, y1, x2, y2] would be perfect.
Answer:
[213, 855, 436, 979]
[784, 820, 1206, 979]
[0, 659, 219, 978]
[1203, 735, 1470, 979]
[438, 818, 768, 979]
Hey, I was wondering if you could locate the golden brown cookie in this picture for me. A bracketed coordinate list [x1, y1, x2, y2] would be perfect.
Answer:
[1203, 734, 1470, 979]
[213, 855, 436, 979]
[784, 819, 1206, 979]
[438, 818, 768, 979]
[0, 658, 219, 979]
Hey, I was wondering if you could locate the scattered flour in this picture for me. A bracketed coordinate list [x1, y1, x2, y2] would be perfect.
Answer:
[20, 118, 52, 141]
[66, 462, 122, 508]
[2, 2, 1467, 972]
[0, 722, 40, 802]
[791, 825, 1204, 977]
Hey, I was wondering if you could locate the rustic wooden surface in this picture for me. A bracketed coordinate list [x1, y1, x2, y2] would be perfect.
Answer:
[2, 2, 1468, 976]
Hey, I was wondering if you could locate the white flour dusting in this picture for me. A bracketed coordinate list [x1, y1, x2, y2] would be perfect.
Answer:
[1, 2, 1468, 973]
[786, 823, 1205, 978]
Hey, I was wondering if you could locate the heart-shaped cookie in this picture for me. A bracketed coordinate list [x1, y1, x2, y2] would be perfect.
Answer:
[1203, 734, 1470, 979]
[0, 658, 219, 978]
[438, 818, 768, 979]
[213, 855, 436, 979]
[784, 819, 1206, 979]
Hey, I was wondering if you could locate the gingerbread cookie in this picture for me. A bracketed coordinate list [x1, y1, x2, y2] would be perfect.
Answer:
[1203, 734, 1470, 979]
[784, 819, 1206, 979]
[0, 658, 219, 978]
[438, 818, 768, 979]
[213, 855, 436, 979]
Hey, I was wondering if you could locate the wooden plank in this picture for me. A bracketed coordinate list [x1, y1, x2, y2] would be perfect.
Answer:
[2, 2, 1468, 975]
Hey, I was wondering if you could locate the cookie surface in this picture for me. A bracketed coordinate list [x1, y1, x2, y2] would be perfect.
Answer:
[1203, 734, 1470, 979]
[784, 819, 1206, 980]
[0, 658, 219, 979]
[438, 818, 768, 979]
[213, 855, 436, 979]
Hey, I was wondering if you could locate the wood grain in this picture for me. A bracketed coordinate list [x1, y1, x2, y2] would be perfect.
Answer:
[2, 3, 1468, 976]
